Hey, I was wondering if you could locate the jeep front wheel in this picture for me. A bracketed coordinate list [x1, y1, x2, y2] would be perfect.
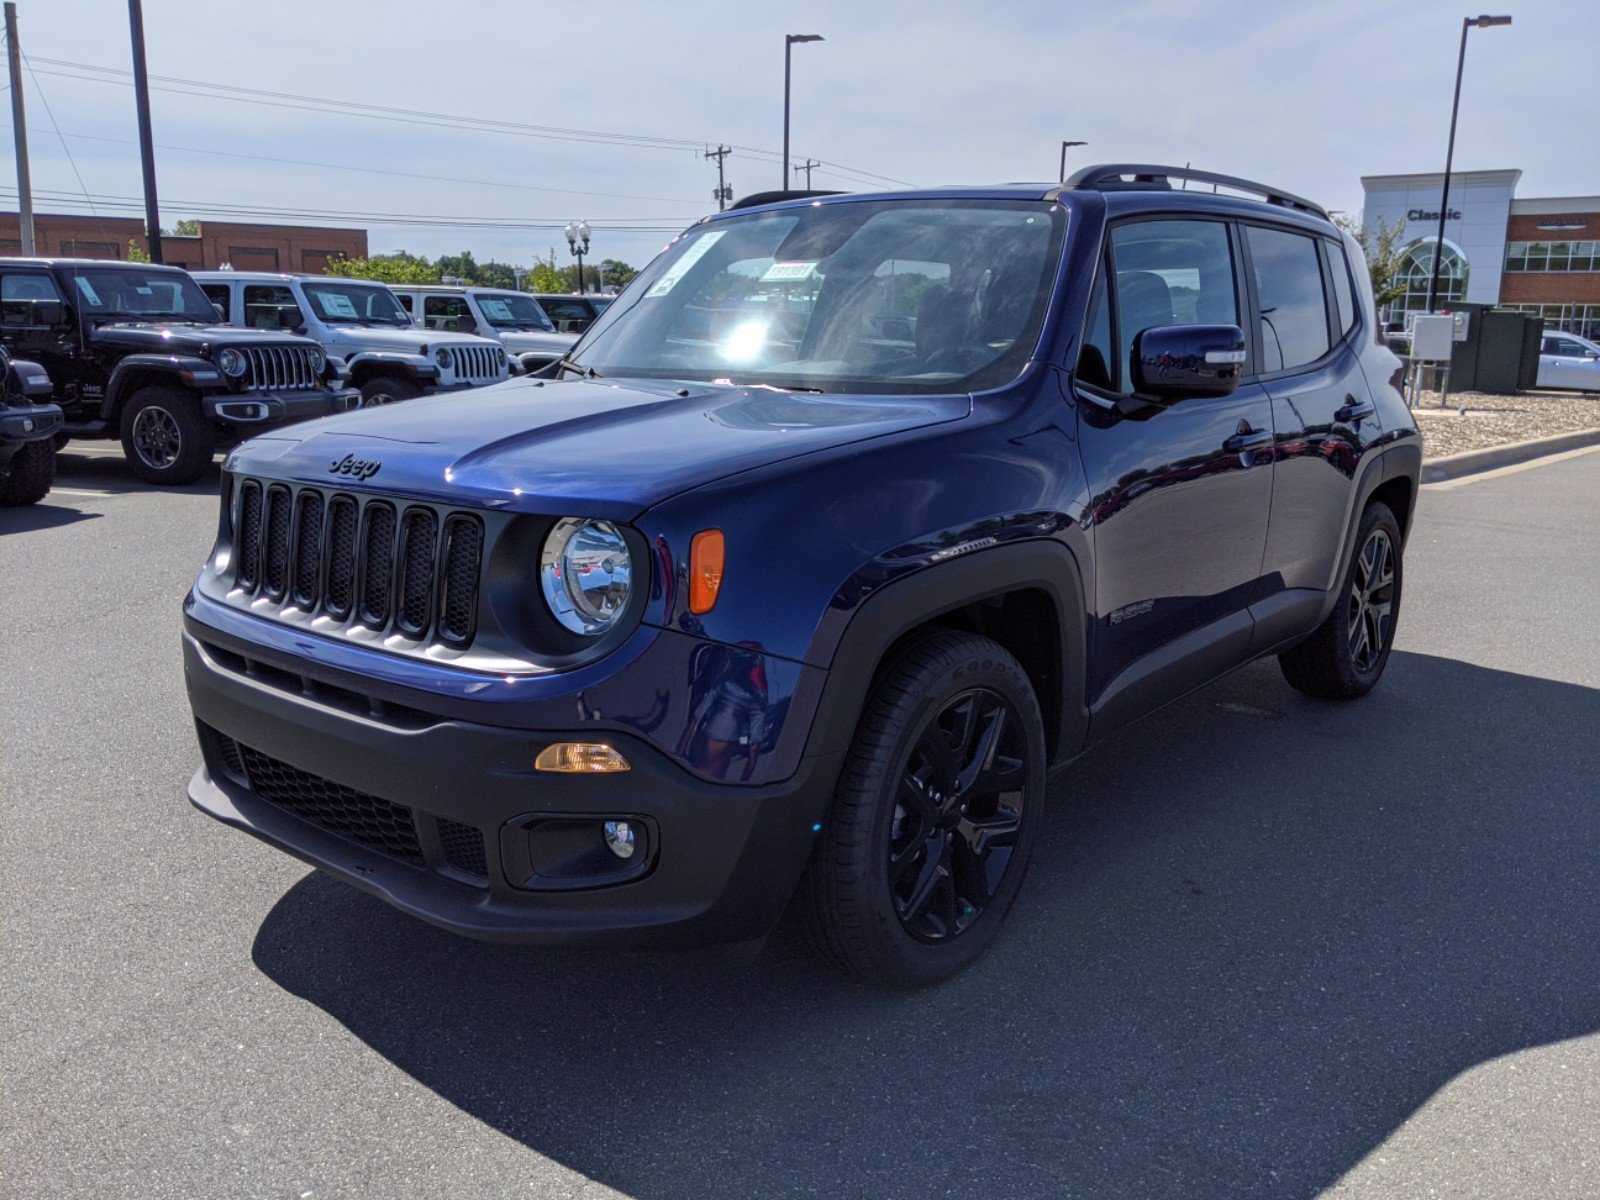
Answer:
[119, 386, 215, 485]
[0, 440, 56, 506]
[358, 376, 423, 406]
[802, 630, 1047, 987]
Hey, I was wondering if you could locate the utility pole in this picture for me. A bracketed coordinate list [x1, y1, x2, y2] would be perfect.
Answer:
[127, 0, 162, 263]
[705, 144, 732, 210]
[794, 158, 820, 189]
[4, 2, 34, 255]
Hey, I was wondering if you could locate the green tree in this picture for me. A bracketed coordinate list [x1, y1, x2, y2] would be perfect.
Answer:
[1335, 214, 1410, 313]
[323, 252, 441, 284]
[170, 218, 200, 237]
[527, 249, 567, 293]
[127, 239, 151, 263]
[597, 259, 637, 291]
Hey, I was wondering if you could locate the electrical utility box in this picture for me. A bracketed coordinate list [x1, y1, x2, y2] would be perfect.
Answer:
[1411, 315, 1456, 362]
[1446, 306, 1544, 393]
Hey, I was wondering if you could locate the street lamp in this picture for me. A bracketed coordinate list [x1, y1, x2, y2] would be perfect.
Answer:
[564, 220, 591, 295]
[1059, 140, 1086, 182]
[1426, 13, 1512, 312]
[783, 33, 824, 190]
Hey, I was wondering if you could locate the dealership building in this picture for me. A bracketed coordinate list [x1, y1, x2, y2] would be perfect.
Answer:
[0, 212, 366, 274]
[1361, 169, 1600, 340]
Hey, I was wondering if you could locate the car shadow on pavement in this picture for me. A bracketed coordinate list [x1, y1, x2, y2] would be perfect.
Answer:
[250, 650, 1600, 1199]
[0, 502, 102, 534]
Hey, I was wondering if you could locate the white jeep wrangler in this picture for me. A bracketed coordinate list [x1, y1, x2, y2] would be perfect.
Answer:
[388, 285, 577, 373]
[194, 272, 510, 406]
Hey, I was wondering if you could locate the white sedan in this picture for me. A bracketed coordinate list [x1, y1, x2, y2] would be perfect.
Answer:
[1538, 330, 1600, 392]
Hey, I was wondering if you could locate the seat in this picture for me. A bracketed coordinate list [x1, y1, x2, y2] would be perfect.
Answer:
[1116, 270, 1175, 342]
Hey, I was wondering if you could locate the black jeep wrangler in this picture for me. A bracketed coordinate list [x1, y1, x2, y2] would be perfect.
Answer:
[0, 259, 358, 485]
[0, 344, 63, 506]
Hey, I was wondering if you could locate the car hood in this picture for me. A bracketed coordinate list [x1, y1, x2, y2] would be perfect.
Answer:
[227, 375, 970, 519]
[325, 326, 498, 355]
[493, 329, 578, 354]
[89, 323, 318, 352]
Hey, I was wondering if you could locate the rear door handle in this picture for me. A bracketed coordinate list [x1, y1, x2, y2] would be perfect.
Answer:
[1224, 429, 1273, 454]
[1335, 395, 1375, 424]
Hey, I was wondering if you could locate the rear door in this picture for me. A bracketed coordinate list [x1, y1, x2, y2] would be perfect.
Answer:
[1245, 224, 1381, 619]
[0, 266, 83, 406]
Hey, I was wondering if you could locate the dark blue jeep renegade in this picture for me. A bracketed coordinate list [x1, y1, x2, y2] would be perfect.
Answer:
[183, 165, 1420, 986]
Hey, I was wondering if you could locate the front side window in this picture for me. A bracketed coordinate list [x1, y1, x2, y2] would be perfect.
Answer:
[1105, 219, 1238, 392]
[473, 292, 555, 331]
[539, 298, 594, 333]
[300, 280, 410, 326]
[423, 294, 474, 331]
[199, 283, 233, 321]
[571, 198, 1066, 395]
[243, 284, 300, 330]
[64, 266, 218, 322]
[1247, 225, 1331, 373]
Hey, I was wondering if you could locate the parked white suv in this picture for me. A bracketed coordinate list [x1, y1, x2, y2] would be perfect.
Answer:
[195, 272, 510, 406]
[388, 285, 576, 372]
[1537, 330, 1600, 392]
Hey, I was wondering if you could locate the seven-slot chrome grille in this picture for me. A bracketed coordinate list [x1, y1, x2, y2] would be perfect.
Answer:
[442, 343, 505, 383]
[231, 478, 484, 649]
[239, 345, 323, 391]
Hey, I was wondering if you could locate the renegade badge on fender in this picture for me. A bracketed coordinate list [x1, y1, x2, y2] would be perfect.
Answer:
[182, 165, 1420, 986]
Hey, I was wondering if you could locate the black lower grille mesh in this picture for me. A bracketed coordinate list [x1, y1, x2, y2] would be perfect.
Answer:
[437, 818, 488, 878]
[234, 741, 424, 867]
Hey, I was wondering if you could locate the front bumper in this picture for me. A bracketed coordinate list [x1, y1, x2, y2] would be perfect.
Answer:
[183, 626, 840, 948]
[202, 388, 360, 428]
[0, 402, 64, 463]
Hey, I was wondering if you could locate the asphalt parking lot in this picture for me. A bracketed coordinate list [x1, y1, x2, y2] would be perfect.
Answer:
[3, 443, 1598, 1200]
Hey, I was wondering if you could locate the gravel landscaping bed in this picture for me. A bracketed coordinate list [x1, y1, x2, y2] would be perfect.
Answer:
[1406, 388, 1600, 459]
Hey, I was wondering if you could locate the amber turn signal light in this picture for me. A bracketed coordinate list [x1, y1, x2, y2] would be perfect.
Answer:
[689, 529, 725, 615]
[534, 743, 631, 773]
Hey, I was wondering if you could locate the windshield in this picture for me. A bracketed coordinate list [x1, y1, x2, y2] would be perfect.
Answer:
[67, 266, 219, 322]
[300, 280, 412, 326]
[473, 292, 556, 331]
[571, 199, 1065, 394]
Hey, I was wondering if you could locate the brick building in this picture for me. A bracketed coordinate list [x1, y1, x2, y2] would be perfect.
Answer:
[1360, 170, 1600, 339]
[0, 212, 367, 274]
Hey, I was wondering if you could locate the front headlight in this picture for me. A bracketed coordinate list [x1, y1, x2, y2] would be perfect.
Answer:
[435, 347, 452, 368]
[540, 517, 633, 635]
[216, 348, 247, 378]
[307, 347, 327, 372]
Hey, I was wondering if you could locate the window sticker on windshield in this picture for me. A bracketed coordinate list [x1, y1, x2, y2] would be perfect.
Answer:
[320, 293, 360, 318]
[646, 230, 726, 298]
[479, 298, 514, 320]
[761, 261, 815, 282]
[75, 278, 102, 305]
[135, 285, 154, 295]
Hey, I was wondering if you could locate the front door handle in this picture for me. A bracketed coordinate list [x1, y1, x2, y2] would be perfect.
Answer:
[1224, 428, 1273, 454]
[1335, 395, 1375, 424]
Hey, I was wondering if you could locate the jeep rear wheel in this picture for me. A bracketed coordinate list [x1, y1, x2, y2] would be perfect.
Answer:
[0, 440, 56, 506]
[119, 386, 215, 485]
[802, 630, 1046, 987]
[358, 376, 423, 407]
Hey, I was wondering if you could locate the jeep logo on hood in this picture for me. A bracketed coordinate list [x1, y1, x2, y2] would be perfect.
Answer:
[328, 453, 382, 481]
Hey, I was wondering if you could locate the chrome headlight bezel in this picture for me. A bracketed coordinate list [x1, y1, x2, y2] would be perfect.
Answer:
[216, 347, 247, 378]
[307, 346, 327, 373]
[539, 517, 634, 636]
[434, 347, 452, 368]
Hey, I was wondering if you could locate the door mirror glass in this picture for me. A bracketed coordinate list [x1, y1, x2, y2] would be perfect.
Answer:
[1131, 324, 1246, 400]
[212, 302, 227, 323]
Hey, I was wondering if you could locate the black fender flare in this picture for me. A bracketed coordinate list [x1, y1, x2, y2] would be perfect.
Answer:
[102, 354, 223, 421]
[797, 539, 1089, 769]
[1315, 435, 1423, 627]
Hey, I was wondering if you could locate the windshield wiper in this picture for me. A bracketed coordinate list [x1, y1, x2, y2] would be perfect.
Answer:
[553, 356, 601, 379]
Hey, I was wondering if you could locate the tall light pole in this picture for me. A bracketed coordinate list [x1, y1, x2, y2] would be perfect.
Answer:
[4, 3, 34, 255]
[564, 221, 591, 295]
[1058, 140, 1086, 182]
[127, 0, 163, 263]
[1426, 13, 1512, 312]
[783, 34, 824, 190]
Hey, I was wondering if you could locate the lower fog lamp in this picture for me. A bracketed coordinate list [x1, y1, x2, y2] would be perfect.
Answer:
[602, 820, 636, 859]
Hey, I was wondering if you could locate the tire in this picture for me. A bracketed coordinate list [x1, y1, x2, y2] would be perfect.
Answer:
[1279, 501, 1404, 700]
[118, 386, 215, 485]
[358, 375, 423, 406]
[801, 629, 1047, 987]
[0, 440, 56, 506]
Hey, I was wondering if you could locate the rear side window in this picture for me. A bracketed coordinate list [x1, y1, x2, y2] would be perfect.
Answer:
[1327, 243, 1357, 336]
[1247, 226, 1331, 373]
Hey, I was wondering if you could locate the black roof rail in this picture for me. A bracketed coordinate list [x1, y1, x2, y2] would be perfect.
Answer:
[1063, 163, 1329, 220]
[726, 189, 845, 211]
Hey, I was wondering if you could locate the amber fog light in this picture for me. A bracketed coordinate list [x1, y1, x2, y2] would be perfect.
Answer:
[535, 743, 631, 773]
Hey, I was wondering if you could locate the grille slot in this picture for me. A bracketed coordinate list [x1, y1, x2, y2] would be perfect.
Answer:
[445, 344, 503, 383]
[324, 496, 358, 619]
[437, 818, 488, 878]
[396, 508, 438, 636]
[438, 515, 483, 646]
[291, 491, 324, 609]
[262, 485, 292, 600]
[358, 503, 397, 628]
[232, 739, 424, 867]
[241, 344, 320, 391]
[236, 480, 263, 589]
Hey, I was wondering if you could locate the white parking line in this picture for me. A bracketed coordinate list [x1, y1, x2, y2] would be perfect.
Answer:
[47, 487, 121, 498]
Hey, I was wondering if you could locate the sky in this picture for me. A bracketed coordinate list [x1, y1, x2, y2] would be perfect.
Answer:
[5, 0, 1596, 272]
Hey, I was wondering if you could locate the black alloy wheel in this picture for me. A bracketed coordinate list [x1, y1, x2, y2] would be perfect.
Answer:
[889, 688, 1028, 943]
[118, 385, 214, 485]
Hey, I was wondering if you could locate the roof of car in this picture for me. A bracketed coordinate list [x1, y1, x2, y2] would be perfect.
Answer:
[191, 270, 393, 285]
[2, 257, 190, 271]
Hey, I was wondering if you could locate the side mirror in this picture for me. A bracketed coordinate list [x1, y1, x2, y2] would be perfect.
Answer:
[7, 358, 54, 398]
[212, 302, 227, 322]
[1132, 324, 1246, 400]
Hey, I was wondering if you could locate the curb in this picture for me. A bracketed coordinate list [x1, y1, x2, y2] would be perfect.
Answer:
[1421, 426, 1600, 483]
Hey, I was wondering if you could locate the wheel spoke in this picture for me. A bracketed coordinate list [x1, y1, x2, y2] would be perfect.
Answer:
[953, 701, 1005, 797]
[896, 831, 951, 923]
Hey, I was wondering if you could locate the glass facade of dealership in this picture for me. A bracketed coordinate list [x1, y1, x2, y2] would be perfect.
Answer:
[1360, 170, 1600, 340]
